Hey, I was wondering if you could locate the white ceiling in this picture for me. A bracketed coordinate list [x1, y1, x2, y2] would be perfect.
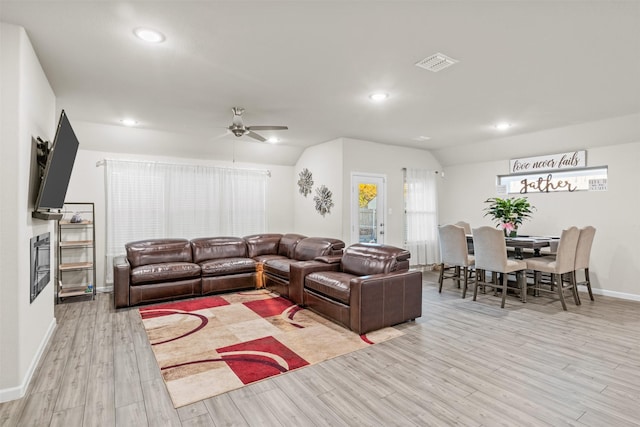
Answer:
[2, 1, 639, 166]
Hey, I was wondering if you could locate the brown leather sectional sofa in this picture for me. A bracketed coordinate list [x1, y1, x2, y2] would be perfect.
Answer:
[113, 234, 422, 334]
[113, 233, 344, 308]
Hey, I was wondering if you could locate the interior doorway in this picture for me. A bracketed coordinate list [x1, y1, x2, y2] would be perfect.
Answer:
[351, 173, 386, 244]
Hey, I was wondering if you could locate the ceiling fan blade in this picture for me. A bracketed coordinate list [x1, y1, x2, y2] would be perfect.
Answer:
[211, 129, 232, 140]
[246, 125, 288, 131]
[247, 131, 267, 142]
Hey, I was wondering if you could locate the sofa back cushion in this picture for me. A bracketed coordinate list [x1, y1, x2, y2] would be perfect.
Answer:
[244, 234, 283, 258]
[341, 243, 411, 276]
[126, 239, 192, 268]
[293, 237, 346, 261]
[190, 237, 247, 263]
[277, 233, 307, 258]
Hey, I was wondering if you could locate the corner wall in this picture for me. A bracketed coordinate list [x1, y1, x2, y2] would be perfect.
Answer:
[293, 137, 442, 247]
[0, 23, 57, 401]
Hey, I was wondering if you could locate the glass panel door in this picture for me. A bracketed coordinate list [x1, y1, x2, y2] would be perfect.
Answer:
[351, 174, 385, 244]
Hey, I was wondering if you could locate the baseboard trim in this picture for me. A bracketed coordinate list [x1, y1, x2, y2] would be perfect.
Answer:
[0, 317, 57, 403]
[97, 285, 113, 293]
[589, 288, 640, 302]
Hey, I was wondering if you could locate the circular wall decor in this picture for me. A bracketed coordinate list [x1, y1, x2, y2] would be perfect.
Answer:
[314, 185, 334, 217]
[297, 168, 314, 197]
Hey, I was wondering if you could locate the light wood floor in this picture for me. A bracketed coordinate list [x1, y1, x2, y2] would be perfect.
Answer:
[2, 271, 640, 426]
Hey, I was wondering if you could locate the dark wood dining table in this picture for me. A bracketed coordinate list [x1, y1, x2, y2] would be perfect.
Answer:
[466, 235, 558, 259]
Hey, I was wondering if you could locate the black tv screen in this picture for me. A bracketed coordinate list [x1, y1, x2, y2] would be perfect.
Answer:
[34, 110, 79, 211]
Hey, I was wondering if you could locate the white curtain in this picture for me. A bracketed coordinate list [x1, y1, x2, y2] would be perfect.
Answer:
[404, 168, 439, 266]
[104, 159, 268, 283]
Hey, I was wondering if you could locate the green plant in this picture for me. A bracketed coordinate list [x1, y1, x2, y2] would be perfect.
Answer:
[484, 197, 535, 234]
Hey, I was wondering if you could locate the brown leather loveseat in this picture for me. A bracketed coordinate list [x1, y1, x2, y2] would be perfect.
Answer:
[291, 243, 423, 334]
[113, 234, 345, 308]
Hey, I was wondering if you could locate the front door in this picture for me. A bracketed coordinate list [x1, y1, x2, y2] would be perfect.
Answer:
[351, 174, 385, 244]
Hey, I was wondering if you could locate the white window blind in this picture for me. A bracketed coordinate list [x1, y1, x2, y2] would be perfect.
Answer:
[403, 168, 439, 266]
[104, 159, 268, 283]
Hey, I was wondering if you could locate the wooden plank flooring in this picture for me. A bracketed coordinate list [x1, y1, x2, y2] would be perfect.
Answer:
[2, 271, 640, 426]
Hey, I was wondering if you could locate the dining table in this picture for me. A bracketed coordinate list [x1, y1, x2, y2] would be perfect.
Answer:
[466, 235, 559, 259]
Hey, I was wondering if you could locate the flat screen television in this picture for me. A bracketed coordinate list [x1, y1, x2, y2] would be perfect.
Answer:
[32, 110, 79, 220]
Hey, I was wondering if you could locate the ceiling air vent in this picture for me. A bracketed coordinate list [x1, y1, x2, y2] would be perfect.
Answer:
[415, 53, 458, 72]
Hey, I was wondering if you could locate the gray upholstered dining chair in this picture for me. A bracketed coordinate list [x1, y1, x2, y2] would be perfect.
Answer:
[454, 221, 472, 235]
[525, 226, 580, 310]
[438, 224, 475, 298]
[573, 226, 596, 303]
[472, 226, 527, 308]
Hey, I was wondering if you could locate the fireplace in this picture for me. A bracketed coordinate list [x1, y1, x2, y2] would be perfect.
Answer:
[30, 232, 51, 303]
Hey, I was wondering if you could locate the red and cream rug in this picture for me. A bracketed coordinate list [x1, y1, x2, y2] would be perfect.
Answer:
[139, 289, 404, 407]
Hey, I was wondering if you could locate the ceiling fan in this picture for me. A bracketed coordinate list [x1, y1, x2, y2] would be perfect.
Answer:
[226, 107, 288, 142]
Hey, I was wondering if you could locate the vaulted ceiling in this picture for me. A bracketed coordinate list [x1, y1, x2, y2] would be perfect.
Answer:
[2, 1, 639, 165]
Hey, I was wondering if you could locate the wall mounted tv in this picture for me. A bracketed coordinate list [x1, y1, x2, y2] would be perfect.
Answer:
[32, 110, 79, 220]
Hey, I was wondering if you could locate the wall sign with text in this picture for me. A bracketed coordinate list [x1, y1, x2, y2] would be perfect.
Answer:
[509, 150, 586, 174]
[498, 166, 608, 194]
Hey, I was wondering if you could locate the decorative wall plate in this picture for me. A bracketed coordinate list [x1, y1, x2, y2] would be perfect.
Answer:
[297, 168, 314, 197]
[314, 185, 334, 217]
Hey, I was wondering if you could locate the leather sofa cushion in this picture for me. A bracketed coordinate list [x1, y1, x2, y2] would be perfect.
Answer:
[191, 237, 247, 263]
[277, 233, 307, 258]
[341, 243, 411, 276]
[294, 237, 346, 261]
[200, 257, 257, 277]
[263, 258, 297, 279]
[130, 262, 201, 285]
[253, 254, 288, 264]
[126, 239, 192, 268]
[244, 234, 282, 258]
[305, 271, 353, 305]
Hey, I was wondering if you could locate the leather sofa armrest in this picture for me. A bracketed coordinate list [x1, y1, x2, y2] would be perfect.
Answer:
[314, 255, 343, 264]
[349, 270, 423, 334]
[113, 255, 131, 309]
[290, 260, 341, 305]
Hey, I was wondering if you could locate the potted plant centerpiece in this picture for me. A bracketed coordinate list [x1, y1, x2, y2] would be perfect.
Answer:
[484, 197, 535, 237]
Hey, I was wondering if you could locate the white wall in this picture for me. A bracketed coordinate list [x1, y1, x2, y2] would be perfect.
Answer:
[293, 139, 344, 238]
[293, 137, 442, 248]
[0, 24, 57, 401]
[65, 146, 295, 289]
[440, 123, 640, 299]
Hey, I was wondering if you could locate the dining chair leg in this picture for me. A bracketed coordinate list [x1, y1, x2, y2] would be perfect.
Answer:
[455, 266, 461, 288]
[438, 263, 445, 293]
[554, 273, 568, 310]
[570, 271, 581, 306]
[533, 271, 541, 297]
[585, 268, 595, 301]
[462, 266, 468, 299]
[500, 272, 508, 308]
[473, 269, 482, 301]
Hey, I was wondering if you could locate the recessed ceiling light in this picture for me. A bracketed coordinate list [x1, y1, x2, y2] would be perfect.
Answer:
[369, 92, 389, 102]
[415, 135, 432, 141]
[495, 122, 512, 131]
[120, 118, 138, 127]
[267, 137, 280, 144]
[133, 28, 165, 43]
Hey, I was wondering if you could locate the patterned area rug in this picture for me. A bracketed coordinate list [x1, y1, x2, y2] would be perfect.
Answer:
[139, 289, 404, 407]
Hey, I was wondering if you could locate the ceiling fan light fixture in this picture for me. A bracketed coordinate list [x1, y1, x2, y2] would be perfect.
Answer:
[133, 27, 165, 43]
[267, 137, 280, 144]
[495, 122, 512, 131]
[369, 92, 389, 102]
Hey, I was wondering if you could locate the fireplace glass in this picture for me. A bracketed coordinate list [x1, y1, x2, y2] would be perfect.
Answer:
[30, 232, 51, 303]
